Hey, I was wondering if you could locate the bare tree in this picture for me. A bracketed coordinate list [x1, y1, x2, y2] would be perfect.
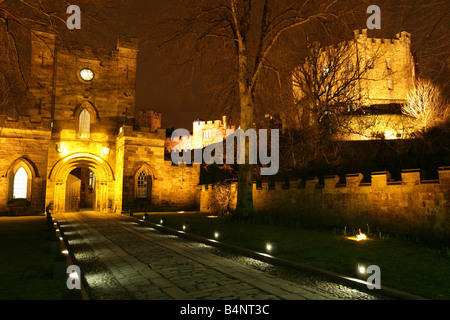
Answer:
[158, 0, 367, 219]
[291, 39, 380, 130]
[402, 78, 448, 131]
[376, 0, 450, 99]
[213, 180, 234, 215]
[274, 37, 381, 173]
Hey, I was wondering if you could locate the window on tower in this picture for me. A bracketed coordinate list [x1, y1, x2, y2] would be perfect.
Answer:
[79, 109, 91, 138]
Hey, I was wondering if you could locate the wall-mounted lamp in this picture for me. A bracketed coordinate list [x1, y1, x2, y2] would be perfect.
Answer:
[56, 143, 66, 153]
[102, 147, 110, 155]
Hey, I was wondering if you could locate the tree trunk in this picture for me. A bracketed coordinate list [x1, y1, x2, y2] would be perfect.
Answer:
[231, 1, 255, 220]
[235, 82, 254, 219]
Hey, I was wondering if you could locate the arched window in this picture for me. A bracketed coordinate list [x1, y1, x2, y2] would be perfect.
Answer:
[79, 109, 90, 138]
[13, 167, 28, 199]
[136, 170, 148, 198]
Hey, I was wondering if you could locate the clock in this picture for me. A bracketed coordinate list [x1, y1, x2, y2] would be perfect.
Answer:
[79, 68, 94, 81]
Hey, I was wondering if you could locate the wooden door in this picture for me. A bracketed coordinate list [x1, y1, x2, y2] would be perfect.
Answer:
[66, 173, 81, 212]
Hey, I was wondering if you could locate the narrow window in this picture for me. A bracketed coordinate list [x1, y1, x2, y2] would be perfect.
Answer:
[136, 171, 148, 198]
[13, 167, 28, 199]
[203, 130, 211, 140]
[79, 109, 90, 138]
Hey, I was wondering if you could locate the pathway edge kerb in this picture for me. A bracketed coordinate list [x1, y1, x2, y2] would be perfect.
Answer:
[131, 216, 427, 301]
[54, 217, 89, 300]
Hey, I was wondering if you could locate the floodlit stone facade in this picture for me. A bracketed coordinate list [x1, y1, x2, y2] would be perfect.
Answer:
[0, 28, 200, 215]
[200, 168, 450, 238]
[292, 29, 417, 140]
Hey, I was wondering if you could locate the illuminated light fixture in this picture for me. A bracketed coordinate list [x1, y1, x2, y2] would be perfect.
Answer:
[182, 222, 190, 232]
[119, 127, 123, 133]
[178, 211, 185, 213]
[213, 230, 223, 240]
[102, 147, 110, 155]
[59, 237, 63, 240]
[62, 250, 69, 255]
[143, 213, 148, 221]
[346, 229, 368, 241]
[356, 233, 367, 241]
[56, 143, 67, 153]
[80, 68, 94, 81]
[160, 217, 166, 225]
[265, 240, 277, 255]
[206, 215, 219, 219]
[356, 256, 371, 280]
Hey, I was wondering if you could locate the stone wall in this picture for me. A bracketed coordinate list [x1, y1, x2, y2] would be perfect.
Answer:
[119, 125, 200, 212]
[0, 116, 52, 215]
[136, 109, 162, 132]
[200, 168, 450, 238]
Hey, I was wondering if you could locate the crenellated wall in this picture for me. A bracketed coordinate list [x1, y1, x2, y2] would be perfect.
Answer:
[200, 167, 450, 238]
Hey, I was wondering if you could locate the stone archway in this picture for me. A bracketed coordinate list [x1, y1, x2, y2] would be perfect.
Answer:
[47, 153, 115, 213]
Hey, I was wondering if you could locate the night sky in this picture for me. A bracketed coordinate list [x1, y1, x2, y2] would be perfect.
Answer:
[104, 1, 450, 130]
[4, 0, 448, 130]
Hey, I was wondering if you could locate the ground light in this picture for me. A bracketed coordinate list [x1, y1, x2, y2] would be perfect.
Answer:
[214, 230, 223, 240]
[160, 217, 166, 225]
[265, 240, 278, 255]
[143, 213, 148, 221]
[182, 222, 190, 232]
[356, 256, 372, 280]
[346, 229, 368, 241]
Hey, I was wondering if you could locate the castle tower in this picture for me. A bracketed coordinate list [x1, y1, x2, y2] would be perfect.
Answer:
[29, 30, 57, 121]
[117, 36, 139, 122]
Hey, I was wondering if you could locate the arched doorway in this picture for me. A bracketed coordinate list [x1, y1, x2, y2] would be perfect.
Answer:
[65, 168, 96, 212]
[47, 153, 114, 213]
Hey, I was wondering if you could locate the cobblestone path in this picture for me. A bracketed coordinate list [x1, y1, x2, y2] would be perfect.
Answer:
[56, 211, 381, 300]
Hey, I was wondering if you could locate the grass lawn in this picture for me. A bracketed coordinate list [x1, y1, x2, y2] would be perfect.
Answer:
[135, 211, 450, 300]
[0, 215, 67, 300]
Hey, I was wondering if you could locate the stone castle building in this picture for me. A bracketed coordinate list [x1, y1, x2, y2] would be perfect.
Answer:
[292, 29, 417, 140]
[0, 29, 200, 216]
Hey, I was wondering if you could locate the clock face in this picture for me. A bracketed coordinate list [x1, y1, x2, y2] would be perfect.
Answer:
[80, 68, 94, 81]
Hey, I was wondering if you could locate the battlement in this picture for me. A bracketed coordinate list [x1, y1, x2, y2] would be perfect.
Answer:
[193, 116, 230, 129]
[353, 28, 411, 48]
[201, 167, 449, 192]
[117, 35, 139, 51]
[200, 167, 450, 237]
[136, 109, 162, 132]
